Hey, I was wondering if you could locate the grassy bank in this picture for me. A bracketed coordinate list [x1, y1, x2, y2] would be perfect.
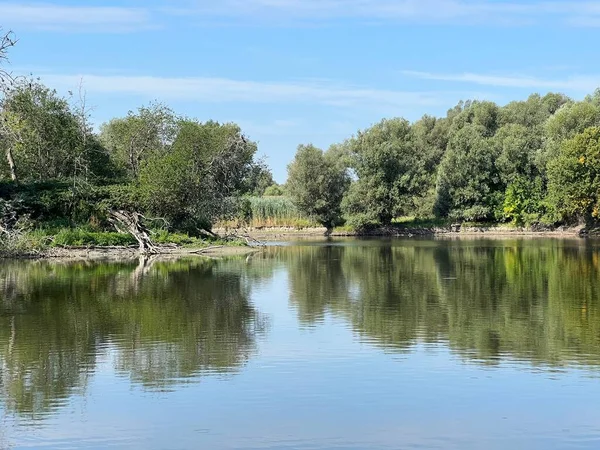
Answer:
[0, 227, 248, 257]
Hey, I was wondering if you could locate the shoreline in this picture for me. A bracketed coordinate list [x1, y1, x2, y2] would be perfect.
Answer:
[216, 225, 592, 240]
[2, 225, 595, 260]
[0, 244, 262, 261]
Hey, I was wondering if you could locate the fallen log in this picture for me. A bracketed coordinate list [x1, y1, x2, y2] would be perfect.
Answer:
[108, 210, 159, 254]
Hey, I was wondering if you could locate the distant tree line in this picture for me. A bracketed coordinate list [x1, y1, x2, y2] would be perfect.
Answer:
[287, 91, 600, 230]
[4, 28, 600, 241]
[0, 30, 276, 246]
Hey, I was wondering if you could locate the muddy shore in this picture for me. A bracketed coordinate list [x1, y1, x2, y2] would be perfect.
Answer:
[3, 225, 596, 260]
[3, 244, 262, 261]
[215, 224, 593, 241]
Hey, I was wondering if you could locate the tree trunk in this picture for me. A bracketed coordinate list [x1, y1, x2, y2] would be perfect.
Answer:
[108, 210, 158, 254]
[5, 146, 16, 181]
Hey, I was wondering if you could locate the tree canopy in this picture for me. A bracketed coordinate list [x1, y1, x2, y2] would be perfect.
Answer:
[287, 144, 350, 231]
[4, 28, 600, 240]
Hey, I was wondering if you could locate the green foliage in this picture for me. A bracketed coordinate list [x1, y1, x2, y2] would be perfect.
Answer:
[545, 101, 600, 143]
[343, 118, 418, 224]
[138, 120, 259, 232]
[547, 126, 600, 224]
[503, 176, 546, 226]
[263, 184, 284, 196]
[236, 197, 253, 226]
[435, 124, 503, 221]
[99, 102, 177, 178]
[4, 67, 600, 243]
[245, 162, 274, 196]
[494, 124, 542, 184]
[0, 80, 110, 181]
[287, 144, 350, 229]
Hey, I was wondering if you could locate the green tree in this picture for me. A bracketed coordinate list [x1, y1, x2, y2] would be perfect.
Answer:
[99, 102, 177, 179]
[0, 80, 106, 182]
[245, 161, 274, 196]
[138, 120, 258, 232]
[449, 100, 500, 137]
[263, 184, 284, 196]
[0, 29, 17, 180]
[499, 93, 569, 129]
[435, 124, 502, 221]
[410, 114, 452, 216]
[547, 126, 600, 224]
[343, 118, 416, 225]
[287, 144, 350, 232]
[545, 101, 600, 143]
[502, 176, 546, 226]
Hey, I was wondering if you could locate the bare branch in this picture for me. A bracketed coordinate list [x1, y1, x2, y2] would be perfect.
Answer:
[0, 28, 17, 92]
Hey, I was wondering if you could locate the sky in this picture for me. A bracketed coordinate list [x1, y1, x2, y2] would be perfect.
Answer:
[3, 0, 600, 182]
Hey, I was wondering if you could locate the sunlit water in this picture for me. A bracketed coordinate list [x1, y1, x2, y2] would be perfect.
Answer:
[1, 238, 600, 449]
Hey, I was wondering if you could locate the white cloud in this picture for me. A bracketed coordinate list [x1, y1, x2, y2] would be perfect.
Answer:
[402, 70, 600, 92]
[0, 3, 153, 32]
[169, 0, 600, 26]
[40, 73, 464, 110]
[6, 0, 600, 32]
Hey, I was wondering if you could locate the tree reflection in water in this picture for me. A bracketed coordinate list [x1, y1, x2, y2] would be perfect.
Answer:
[0, 256, 268, 419]
[2, 239, 600, 421]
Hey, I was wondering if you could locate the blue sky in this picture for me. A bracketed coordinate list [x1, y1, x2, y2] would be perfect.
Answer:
[3, 0, 600, 182]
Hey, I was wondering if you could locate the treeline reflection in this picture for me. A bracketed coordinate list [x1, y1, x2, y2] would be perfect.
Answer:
[0, 257, 268, 418]
[281, 240, 600, 366]
[1, 239, 600, 419]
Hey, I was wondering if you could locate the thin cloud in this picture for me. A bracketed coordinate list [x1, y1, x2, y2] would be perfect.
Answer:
[41, 73, 467, 109]
[402, 70, 600, 92]
[0, 3, 154, 32]
[168, 0, 600, 26]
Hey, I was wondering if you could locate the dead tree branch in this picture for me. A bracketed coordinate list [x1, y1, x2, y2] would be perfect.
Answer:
[108, 210, 159, 254]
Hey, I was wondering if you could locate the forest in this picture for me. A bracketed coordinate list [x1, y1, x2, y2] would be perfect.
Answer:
[2, 28, 600, 253]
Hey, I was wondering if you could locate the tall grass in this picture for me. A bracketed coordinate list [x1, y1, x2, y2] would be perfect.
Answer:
[218, 196, 317, 228]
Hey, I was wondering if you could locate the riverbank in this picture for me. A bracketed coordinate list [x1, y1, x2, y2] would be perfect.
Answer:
[3, 224, 595, 260]
[0, 243, 262, 260]
[215, 224, 593, 240]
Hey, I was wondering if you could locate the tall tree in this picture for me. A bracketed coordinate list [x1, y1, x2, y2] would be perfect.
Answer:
[138, 120, 258, 232]
[547, 126, 600, 225]
[435, 124, 502, 221]
[287, 144, 350, 233]
[0, 80, 103, 182]
[99, 103, 177, 179]
[343, 118, 416, 226]
[0, 28, 17, 180]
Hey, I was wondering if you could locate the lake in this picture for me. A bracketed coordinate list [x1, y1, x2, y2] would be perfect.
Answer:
[1, 238, 600, 449]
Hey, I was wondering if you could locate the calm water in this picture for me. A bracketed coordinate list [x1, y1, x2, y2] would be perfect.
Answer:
[1, 238, 600, 449]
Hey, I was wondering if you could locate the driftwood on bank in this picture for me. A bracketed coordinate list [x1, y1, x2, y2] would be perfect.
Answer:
[105, 210, 268, 255]
[108, 210, 158, 254]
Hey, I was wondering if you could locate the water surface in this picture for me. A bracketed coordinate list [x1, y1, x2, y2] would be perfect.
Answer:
[1, 238, 600, 449]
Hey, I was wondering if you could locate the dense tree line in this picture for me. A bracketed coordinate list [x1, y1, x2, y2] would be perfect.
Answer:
[4, 29, 600, 240]
[288, 91, 600, 230]
[0, 82, 272, 235]
[0, 35, 275, 244]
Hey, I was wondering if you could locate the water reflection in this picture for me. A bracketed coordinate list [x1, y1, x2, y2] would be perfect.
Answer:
[0, 257, 267, 419]
[2, 239, 600, 424]
[282, 239, 600, 366]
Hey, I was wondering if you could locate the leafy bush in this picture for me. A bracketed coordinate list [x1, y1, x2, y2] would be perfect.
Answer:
[263, 184, 284, 196]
